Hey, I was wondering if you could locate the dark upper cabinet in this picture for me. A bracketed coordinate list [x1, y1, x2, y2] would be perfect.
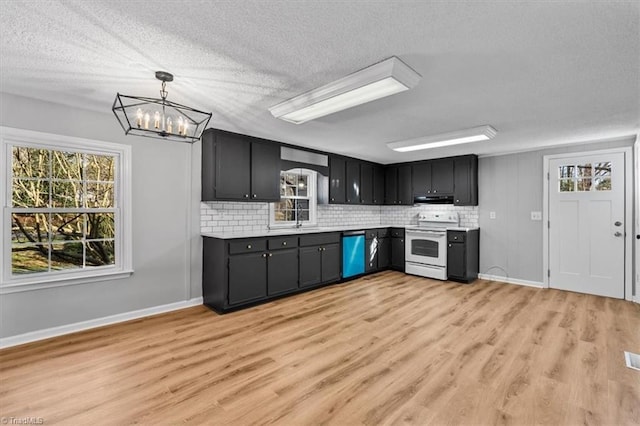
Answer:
[373, 165, 384, 205]
[201, 129, 280, 202]
[398, 165, 413, 205]
[412, 159, 454, 196]
[329, 156, 346, 204]
[345, 160, 361, 204]
[228, 253, 267, 305]
[454, 155, 478, 206]
[384, 167, 398, 204]
[360, 163, 373, 205]
[385, 165, 412, 205]
[431, 159, 454, 195]
[251, 141, 281, 201]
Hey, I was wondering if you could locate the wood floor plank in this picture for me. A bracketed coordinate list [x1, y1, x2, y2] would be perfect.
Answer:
[1, 271, 638, 425]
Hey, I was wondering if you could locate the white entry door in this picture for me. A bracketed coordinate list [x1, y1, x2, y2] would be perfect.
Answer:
[548, 152, 625, 298]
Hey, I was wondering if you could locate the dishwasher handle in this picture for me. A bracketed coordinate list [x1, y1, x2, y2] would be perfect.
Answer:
[343, 230, 365, 236]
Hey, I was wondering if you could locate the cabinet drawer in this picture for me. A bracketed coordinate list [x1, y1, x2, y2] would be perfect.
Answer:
[447, 232, 466, 243]
[268, 236, 298, 250]
[390, 228, 405, 238]
[377, 228, 390, 238]
[299, 232, 341, 247]
[228, 238, 267, 254]
[365, 230, 378, 239]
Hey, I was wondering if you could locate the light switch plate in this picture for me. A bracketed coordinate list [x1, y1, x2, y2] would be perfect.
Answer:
[490, 212, 496, 219]
[531, 211, 542, 221]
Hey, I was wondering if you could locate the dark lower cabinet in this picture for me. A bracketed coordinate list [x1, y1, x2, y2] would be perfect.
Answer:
[267, 249, 298, 295]
[390, 228, 405, 271]
[299, 247, 322, 288]
[365, 238, 378, 272]
[228, 253, 267, 305]
[378, 237, 391, 269]
[447, 229, 479, 283]
[321, 244, 341, 282]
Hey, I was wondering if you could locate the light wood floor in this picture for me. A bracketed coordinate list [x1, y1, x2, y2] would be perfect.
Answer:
[1, 271, 639, 425]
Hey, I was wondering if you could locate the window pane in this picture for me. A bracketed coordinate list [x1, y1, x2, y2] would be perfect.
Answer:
[51, 180, 82, 208]
[594, 177, 611, 191]
[559, 179, 574, 192]
[51, 242, 84, 270]
[577, 163, 592, 177]
[12, 147, 49, 179]
[86, 213, 115, 239]
[298, 210, 309, 221]
[594, 162, 611, 176]
[297, 175, 308, 197]
[577, 178, 592, 191]
[85, 154, 115, 182]
[558, 165, 574, 178]
[51, 151, 82, 180]
[11, 213, 49, 243]
[86, 240, 115, 267]
[86, 182, 114, 208]
[11, 243, 49, 274]
[296, 199, 309, 209]
[51, 213, 84, 242]
[12, 179, 49, 207]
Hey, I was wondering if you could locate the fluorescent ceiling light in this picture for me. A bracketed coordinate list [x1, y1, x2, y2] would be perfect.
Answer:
[387, 125, 498, 152]
[269, 56, 421, 124]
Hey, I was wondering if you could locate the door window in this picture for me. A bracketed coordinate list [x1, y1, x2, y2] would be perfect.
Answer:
[558, 162, 611, 192]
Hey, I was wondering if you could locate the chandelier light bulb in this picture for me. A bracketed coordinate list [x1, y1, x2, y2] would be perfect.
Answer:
[144, 113, 150, 129]
[136, 108, 143, 128]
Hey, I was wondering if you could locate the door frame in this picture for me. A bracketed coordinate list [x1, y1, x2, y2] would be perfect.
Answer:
[635, 136, 639, 304]
[542, 147, 633, 300]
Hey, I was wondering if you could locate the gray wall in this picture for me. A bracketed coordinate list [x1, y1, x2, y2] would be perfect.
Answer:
[478, 138, 635, 287]
[0, 93, 202, 338]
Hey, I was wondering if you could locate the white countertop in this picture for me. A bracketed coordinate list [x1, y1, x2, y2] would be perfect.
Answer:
[202, 225, 478, 239]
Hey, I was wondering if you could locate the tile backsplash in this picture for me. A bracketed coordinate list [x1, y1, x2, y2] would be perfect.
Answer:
[201, 201, 478, 234]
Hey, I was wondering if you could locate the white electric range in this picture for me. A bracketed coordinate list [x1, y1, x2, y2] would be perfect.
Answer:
[405, 211, 460, 280]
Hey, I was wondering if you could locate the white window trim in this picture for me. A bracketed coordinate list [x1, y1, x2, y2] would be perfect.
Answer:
[269, 168, 318, 229]
[1, 126, 133, 293]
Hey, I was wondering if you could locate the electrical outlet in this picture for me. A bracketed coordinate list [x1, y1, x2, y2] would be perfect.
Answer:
[531, 211, 542, 221]
[490, 211, 496, 219]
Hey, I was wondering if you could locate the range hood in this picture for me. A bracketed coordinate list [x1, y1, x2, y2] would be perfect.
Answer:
[413, 195, 454, 205]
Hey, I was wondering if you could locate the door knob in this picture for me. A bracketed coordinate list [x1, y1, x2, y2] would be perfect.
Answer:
[614, 221, 622, 226]
[614, 232, 622, 237]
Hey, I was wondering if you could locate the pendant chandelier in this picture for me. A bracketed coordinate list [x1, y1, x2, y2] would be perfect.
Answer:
[112, 71, 212, 143]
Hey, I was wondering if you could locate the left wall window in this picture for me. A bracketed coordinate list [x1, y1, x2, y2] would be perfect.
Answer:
[1, 127, 132, 291]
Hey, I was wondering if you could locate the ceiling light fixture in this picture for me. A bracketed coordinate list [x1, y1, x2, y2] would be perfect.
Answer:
[387, 125, 498, 152]
[112, 71, 212, 143]
[269, 56, 421, 124]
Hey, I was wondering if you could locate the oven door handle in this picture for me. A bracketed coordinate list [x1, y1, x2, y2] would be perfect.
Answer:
[408, 231, 447, 238]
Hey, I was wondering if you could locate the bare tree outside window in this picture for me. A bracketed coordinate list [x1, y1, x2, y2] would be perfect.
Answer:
[11, 147, 117, 274]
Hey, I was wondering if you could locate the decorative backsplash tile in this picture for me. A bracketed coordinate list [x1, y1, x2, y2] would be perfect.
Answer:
[201, 201, 478, 234]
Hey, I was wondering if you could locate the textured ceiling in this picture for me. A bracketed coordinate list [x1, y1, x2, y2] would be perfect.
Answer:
[1, 1, 638, 163]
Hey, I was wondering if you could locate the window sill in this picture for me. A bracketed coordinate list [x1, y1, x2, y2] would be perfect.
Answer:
[0, 269, 134, 294]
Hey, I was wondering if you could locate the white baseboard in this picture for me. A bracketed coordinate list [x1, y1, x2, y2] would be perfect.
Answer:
[0, 297, 204, 349]
[477, 273, 544, 288]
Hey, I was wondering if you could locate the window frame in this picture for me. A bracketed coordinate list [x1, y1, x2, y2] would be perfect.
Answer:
[1, 126, 133, 293]
[269, 168, 318, 229]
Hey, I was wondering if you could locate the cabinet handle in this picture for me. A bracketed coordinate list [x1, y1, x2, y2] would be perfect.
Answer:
[318, 247, 322, 252]
[427, 190, 431, 194]
[434, 190, 437, 193]
[331, 198, 335, 201]
[247, 244, 252, 249]
[454, 237, 458, 240]
[244, 194, 249, 198]
[400, 239, 403, 243]
[253, 194, 257, 198]
[262, 253, 267, 258]
[456, 199, 460, 203]
[282, 241, 287, 246]
[449, 244, 452, 247]
[269, 253, 273, 257]
[347, 199, 350, 202]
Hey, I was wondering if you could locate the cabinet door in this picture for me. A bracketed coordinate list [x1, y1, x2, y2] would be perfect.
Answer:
[345, 160, 361, 204]
[321, 243, 341, 283]
[267, 249, 298, 295]
[384, 167, 398, 205]
[228, 253, 267, 304]
[299, 246, 322, 287]
[378, 237, 391, 269]
[412, 162, 431, 196]
[251, 141, 281, 201]
[215, 133, 251, 200]
[391, 237, 405, 269]
[454, 156, 478, 206]
[447, 242, 466, 279]
[397, 165, 413, 205]
[365, 238, 378, 272]
[431, 159, 454, 195]
[360, 163, 373, 205]
[329, 156, 346, 204]
[373, 165, 385, 205]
